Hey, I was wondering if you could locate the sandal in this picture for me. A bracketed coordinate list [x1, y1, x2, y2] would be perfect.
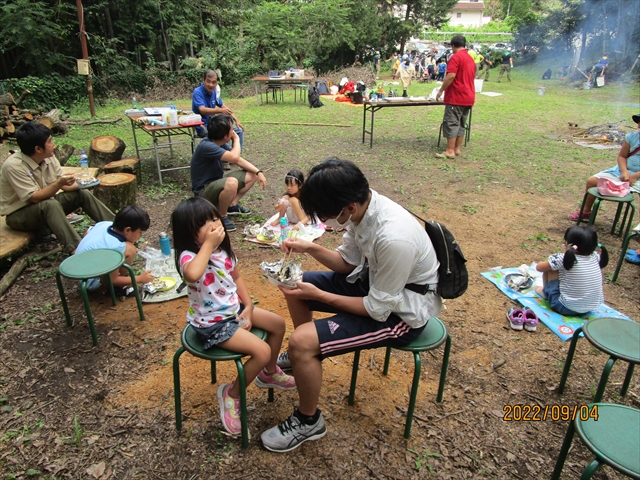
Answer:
[624, 249, 640, 265]
[507, 307, 524, 331]
[568, 210, 592, 221]
[523, 308, 539, 332]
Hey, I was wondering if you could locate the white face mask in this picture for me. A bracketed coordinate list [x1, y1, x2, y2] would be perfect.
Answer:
[323, 207, 353, 229]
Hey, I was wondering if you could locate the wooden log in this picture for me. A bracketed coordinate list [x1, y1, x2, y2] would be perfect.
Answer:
[89, 136, 126, 170]
[0, 127, 5, 138]
[23, 113, 33, 121]
[36, 108, 69, 134]
[94, 173, 137, 212]
[14, 90, 31, 107]
[104, 158, 141, 185]
[0, 105, 8, 115]
[0, 93, 15, 106]
[54, 144, 75, 165]
[5, 121, 15, 134]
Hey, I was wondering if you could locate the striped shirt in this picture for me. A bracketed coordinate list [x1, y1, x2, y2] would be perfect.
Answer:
[548, 251, 604, 313]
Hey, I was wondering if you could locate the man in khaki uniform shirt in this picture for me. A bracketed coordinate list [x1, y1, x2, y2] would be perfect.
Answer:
[0, 122, 114, 253]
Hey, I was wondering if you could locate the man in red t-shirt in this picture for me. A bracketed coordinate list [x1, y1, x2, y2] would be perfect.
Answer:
[436, 35, 476, 159]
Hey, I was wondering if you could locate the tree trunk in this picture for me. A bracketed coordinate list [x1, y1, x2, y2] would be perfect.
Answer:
[104, 158, 141, 185]
[89, 135, 126, 169]
[54, 144, 76, 165]
[94, 173, 137, 212]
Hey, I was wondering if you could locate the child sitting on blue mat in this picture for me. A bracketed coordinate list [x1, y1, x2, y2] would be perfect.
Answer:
[534, 226, 608, 316]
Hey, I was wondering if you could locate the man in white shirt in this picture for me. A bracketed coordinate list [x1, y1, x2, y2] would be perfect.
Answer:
[261, 158, 441, 453]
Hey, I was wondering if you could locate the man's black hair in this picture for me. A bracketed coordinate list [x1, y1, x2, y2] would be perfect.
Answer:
[113, 205, 151, 232]
[203, 69, 218, 81]
[451, 35, 466, 49]
[207, 114, 234, 141]
[299, 158, 369, 221]
[16, 122, 52, 156]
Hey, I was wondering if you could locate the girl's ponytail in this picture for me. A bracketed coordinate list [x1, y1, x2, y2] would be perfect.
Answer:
[599, 245, 609, 268]
[563, 245, 578, 270]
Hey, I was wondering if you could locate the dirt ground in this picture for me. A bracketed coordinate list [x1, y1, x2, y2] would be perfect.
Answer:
[1, 113, 639, 479]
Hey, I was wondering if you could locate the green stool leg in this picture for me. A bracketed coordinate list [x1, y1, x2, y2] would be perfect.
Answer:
[122, 264, 145, 320]
[210, 361, 217, 384]
[404, 351, 422, 439]
[105, 272, 117, 306]
[613, 231, 638, 282]
[437, 334, 451, 403]
[594, 356, 616, 402]
[55, 272, 72, 327]
[580, 459, 602, 480]
[173, 346, 186, 430]
[80, 279, 99, 346]
[588, 198, 601, 227]
[611, 202, 624, 235]
[576, 191, 591, 225]
[621, 203, 635, 239]
[620, 363, 635, 397]
[234, 358, 249, 448]
[551, 418, 576, 480]
[557, 326, 583, 394]
[383, 347, 392, 375]
[349, 350, 361, 406]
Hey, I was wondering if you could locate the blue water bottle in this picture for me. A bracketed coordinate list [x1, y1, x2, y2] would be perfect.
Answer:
[159, 232, 171, 256]
[279, 217, 289, 243]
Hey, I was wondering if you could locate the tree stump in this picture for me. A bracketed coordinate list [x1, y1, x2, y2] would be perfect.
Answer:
[103, 158, 141, 185]
[89, 136, 126, 170]
[94, 173, 137, 212]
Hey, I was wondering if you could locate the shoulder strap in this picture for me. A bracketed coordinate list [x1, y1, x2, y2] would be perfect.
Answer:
[627, 145, 640, 158]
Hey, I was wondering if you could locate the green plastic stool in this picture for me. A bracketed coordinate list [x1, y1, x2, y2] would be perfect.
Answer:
[294, 84, 309, 103]
[173, 324, 274, 448]
[551, 403, 640, 480]
[557, 318, 640, 402]
[56, 249, 145, 346]
[612, 223, 640, 282]
[576, 187, 635, 238]
[348, 317, 451, 438]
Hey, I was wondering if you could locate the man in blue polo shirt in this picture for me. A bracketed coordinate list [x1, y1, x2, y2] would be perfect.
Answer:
[192, 70, 245, 149]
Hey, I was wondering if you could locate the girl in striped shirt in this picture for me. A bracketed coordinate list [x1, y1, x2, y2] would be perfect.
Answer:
[534, 226, 609, 315]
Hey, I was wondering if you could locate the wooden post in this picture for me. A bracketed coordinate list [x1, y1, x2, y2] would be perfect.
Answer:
[89, 136, 126, 169]
[94, 173, 137, 212]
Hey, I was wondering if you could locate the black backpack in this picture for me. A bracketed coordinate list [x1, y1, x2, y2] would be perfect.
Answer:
[308, 85, 324, 108]
[316, 81, 329, 95]
[408, 211, 468, 299]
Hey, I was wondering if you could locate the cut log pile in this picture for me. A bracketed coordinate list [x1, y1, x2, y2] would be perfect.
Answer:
[0, 90, 71, 142]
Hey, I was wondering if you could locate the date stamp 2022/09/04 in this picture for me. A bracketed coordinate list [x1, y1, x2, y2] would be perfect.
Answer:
[503, 404, 599, 422]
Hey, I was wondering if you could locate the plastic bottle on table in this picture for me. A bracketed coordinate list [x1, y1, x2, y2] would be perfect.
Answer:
[132, 97, 138, 109]
[279, 217, 289, 243]
[168, 104, 178, 126]
[159, 232, 171, 256]
[79, 151, 89, 178]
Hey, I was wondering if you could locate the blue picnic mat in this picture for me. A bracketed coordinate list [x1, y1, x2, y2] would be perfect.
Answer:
[481, 267, 632, 341]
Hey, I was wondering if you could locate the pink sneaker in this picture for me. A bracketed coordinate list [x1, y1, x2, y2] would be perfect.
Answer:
[255, 366, 297, 391]
[568, 210, 592, 221]
[217, 383, 241, 436]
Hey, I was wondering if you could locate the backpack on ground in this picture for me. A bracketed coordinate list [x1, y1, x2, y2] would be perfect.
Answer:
[308, 85, 324, 108]
[316, 81, 329, 95]
[407, 210, 468, 299]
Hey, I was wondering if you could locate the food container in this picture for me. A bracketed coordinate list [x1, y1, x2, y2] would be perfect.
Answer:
[260, 260, 303, 289]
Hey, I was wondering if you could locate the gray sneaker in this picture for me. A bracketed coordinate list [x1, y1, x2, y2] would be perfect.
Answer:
[276, 351, 292, 371]
[67, 213, 84, 224]
[261, 411, 327, 452]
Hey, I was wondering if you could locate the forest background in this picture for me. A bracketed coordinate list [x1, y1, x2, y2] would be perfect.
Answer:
[0, 0, 639, 111]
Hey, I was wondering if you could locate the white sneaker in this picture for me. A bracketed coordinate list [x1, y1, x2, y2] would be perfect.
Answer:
[67, 213, 84, 224]
[261, 411, 326, 452]
[276, 351, 292, 371]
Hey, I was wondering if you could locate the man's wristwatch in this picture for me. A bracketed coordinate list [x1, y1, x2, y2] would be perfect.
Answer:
[256, 170, 263, 175]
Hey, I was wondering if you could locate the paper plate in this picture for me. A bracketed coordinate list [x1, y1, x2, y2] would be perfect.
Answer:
[155, 277, 177, 292]
[257, 233, 277, 243]
[76, 178, 101, 189]
[504, 273, 533, 291]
